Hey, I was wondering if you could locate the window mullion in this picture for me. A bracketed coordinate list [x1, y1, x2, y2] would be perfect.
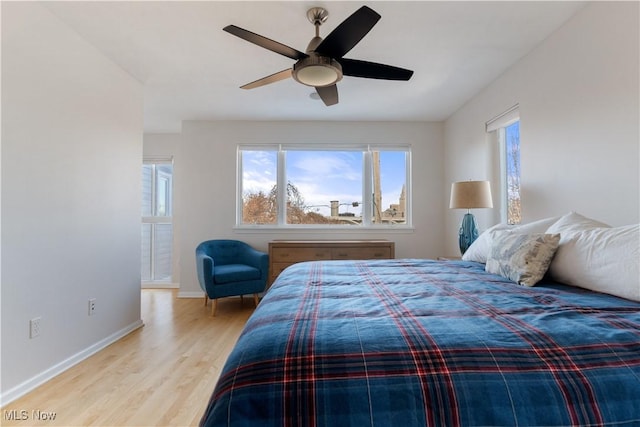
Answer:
[277, 148, 287, 225]
[362, 150, 372, 226]
[236, 147, 243, 225]
[404, 150, 412, 226]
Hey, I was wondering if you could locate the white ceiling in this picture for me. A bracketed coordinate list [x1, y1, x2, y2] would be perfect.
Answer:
[43, 1, 586, 133]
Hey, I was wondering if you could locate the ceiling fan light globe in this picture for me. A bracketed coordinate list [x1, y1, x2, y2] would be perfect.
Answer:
[293, 55, 343, 87]
[296, 65, 338, 87]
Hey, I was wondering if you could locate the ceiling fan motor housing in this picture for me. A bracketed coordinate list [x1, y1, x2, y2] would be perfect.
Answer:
[293, 53, 343, 87]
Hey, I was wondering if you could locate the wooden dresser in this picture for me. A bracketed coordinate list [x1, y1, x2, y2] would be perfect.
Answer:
[268, 240, 395, 285]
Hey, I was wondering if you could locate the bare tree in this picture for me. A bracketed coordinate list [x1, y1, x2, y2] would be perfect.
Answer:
[242, 190, 276, 224]
[506, 128, 521, 224]
[244, 182, 341, 224]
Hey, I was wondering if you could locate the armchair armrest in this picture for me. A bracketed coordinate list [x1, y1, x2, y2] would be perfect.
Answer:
[240, 247, 269, 281]
[196, 251, 215, 294]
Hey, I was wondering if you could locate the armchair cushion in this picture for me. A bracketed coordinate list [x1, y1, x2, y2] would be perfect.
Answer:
[214, 264, 261, 284]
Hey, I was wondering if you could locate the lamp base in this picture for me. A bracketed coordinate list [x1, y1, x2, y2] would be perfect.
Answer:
[458, 213, 479, 255]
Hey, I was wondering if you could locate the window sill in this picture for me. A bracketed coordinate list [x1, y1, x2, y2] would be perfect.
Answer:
[233, 225, 415, 234]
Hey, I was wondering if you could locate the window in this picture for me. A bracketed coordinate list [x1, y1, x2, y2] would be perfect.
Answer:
[504, 121, 521, 224]
[238, 145, 411, 227]
[240, 150, 278, 225]
[141, 161, 173, 282]
[373, 150, 408, 224]
[486, 105, 521, 225]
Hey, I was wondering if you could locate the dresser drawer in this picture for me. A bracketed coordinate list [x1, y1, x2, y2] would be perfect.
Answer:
[332, 247, 392, 260]
[268, 240, 394, 285]
[271, 247, 332, 262]
[271, 262, 296, 277]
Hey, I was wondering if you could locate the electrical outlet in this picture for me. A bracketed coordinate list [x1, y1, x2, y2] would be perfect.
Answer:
[30, 317, 41, 339]
[88, 298, 96, 316]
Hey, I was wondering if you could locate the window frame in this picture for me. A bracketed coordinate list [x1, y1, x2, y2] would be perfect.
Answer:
[502, 121, 521, 225]
[486, 105, 521, 225]
[236, 144, 413, 230]
[142, 158, 174, 284]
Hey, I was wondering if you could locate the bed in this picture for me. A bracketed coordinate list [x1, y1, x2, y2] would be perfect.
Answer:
[200, 258, 640, 427]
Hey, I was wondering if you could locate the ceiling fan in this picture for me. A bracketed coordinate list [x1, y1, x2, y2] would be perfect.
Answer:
[223, 5, 414, 106]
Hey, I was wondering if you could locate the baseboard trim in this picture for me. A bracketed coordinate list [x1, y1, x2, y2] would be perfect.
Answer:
[0, 319, 144, 405]
[141, 281, 179, 289]
[177, 291, 205, 299]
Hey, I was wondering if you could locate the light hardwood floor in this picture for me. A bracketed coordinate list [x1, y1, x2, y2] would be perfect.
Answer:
[2, 290, 255, 427]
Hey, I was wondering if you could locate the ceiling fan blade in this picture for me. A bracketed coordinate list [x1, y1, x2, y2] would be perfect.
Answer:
[316, 85, 339, 106]
[315, 6, 380, 58]
[240, 69, 292, 90]
[340, 58, 414, 81]
[223, 25, 308, 60]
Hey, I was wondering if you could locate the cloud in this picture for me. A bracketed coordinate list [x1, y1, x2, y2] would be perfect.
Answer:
[243, 170, 275, 194]
[289, 152, 361, 182]
[242, 151, 277, 193]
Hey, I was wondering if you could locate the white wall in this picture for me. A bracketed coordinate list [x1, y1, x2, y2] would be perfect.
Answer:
[175, 121, 444, 296]
[443, 1, 639, 256]
[1, 2, 143, 402]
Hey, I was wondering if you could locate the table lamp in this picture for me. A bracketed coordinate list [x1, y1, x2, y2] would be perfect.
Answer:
[450, 180, 493, 255]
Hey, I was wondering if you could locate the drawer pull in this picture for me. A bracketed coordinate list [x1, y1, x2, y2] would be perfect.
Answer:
[337, 253, 348, 257]
[374, 253, 383, 257]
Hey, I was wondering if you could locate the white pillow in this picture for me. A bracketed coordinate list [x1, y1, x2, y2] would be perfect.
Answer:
[511, 216, 562, 234]
[486, 232, 561, 287]
[462, 223, 510, 263]
[546, 211, 610, 234]
[548, 224, 640, 301]
[462, 216, 560, 263]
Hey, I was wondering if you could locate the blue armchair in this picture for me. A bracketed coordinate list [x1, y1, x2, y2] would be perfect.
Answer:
[196, 240, 269, 316]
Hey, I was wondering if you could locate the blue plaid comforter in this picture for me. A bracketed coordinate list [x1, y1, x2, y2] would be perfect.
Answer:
[200, 259, 640, 427]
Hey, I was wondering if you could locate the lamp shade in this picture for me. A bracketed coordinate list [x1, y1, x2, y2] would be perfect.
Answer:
[449, 181, 493, 209]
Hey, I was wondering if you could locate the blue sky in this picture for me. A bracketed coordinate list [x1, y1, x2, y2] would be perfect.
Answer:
[242, 150, 406, 217]
[505, 121, 521, 198]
